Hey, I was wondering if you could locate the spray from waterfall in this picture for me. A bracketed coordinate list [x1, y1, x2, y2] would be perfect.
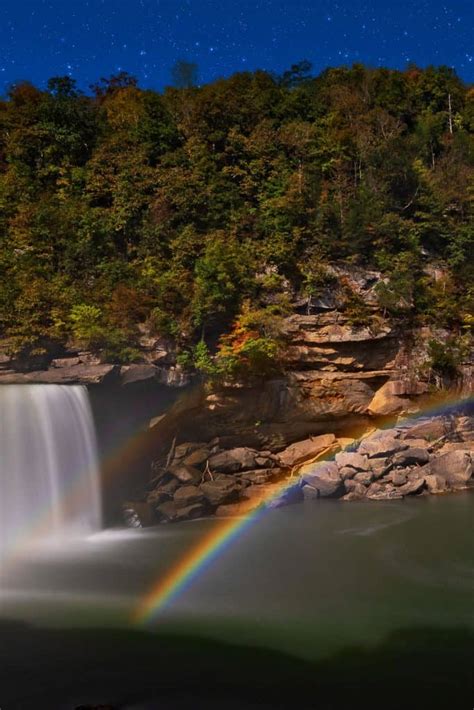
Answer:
[0, 385, 101, 557]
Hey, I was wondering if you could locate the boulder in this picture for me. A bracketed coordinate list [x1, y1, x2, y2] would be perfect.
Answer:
[302, 484, 320, 500]
[183, 447, 210, 468]
[339, 466, 359, 481]
[175, 503, 206, 522]
[300, 461, 342, 498]
[335, 451, 369, 472]
[168, 464, 202, 485]
[173, 485, 204, 508]
[278, 434, 336, 467]
[369, 458, 391, 478]
[353, 471, 373, 485]
[425, 474, 448, 494]
[397, 478, 425, 496]
[173, 442, 204, 460]
[342, 482, 367, 500]
[392, 447, 430, 467]
[456, 416, 474, 442]
[208, 447, 258, 473]
[367, 482, 403, 500]
[200, 478, 241, 507]
[359, 435, 408, 459]
[154, 500, 179, 522]
[368, 381, 412, 416]
[391, 471, 408, 486]
[238, 468, 282, 485]
[403, 419, 446, 441]
[429, 451, 473, 489]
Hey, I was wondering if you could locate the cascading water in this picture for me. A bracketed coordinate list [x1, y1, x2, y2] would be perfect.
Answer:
[0, 385, 101, 556]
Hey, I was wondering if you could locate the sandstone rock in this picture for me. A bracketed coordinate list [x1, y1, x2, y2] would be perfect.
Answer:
[278, 434, 336, 467]
[367, 482, 403, 500]
[175, 503, 206, 521]
[425, 474, 448, 494]
[173, 442, 204, 460]
[344, 479, 367, 496]
[208, 447, 258, 473]
[238, 468, 282, 485]
[335, 451, 369, 471]
[300, 461, 342, 497]
[200, 478, 241, 506]
[456, 416, 474, 442]
[168, 464, 202, 485]
[392, 447, 430, 467]
[302, 484, 320, 500]
[339, 466, 359, 481]
[397, 478, 425, 496]
[437, 441, 474, 455]
[342, 482, 367, 500]
[183, 447, 210, 468]
[369, 458, 390, 478]
[173, 485, 204, 508]
[359, 435, 408, 459]
[368, 381, 412, 416]
[354, 470, 373, 485]
[391, 471, 408, 486]
[429, 451, 473, 489]
[403, 419, 446, 441]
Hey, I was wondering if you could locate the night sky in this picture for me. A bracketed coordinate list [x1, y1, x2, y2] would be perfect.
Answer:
[0, 0, 472, 94]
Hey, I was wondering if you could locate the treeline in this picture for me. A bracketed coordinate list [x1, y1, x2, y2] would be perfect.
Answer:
[0, 63, 472, 368]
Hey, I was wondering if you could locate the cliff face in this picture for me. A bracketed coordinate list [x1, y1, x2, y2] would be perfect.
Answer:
[1, 263, 472, 453]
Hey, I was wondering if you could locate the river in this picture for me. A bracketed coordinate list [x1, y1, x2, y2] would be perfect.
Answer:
[1, 493, 473, 707]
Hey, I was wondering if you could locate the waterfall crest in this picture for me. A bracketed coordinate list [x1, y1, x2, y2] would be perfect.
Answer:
[0, 385, 101, 555]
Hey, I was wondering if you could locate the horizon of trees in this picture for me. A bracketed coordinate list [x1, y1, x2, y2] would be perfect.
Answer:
[0, 61, 472, 371]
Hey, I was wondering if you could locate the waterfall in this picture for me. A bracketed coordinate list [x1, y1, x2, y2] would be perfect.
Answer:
[0, 385, 101, 556]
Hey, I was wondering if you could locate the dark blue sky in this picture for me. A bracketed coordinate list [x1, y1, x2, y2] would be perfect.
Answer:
[0, 0, 472, 93]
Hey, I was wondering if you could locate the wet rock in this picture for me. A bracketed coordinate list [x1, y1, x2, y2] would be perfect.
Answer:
[353, 470, 373, 485]
[300, 461, 342, 498]
[173, 485, 204, 508]
[335, 451, 369, 472]
[425, 473, 448, 494]
[429, 451, 473, 489]
[359, 434, 408, 458]
[122, 501, 155, 528]
[397, 477, 425, 496]
[367, 482, 402, 500]
[200, 478, 241, 506]
[342, 482, 367, 500]
[278, 434, 336, 467]
[208, 447, 259, 473]
[392, 447, 430, 467]
[168, 463, 202, 485]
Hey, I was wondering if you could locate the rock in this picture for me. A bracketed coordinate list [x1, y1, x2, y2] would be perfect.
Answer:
[168, 464, 202, 485]
[339, 466, 359, 481]
[335, 451, 369, 471]
[369, 458, 390, 478]
[173, 485, 204, 508]
[300, 461, 342, 498]
[154, 500, 179, 522]
[353, 471, 373, 485]
[391, 471, 408, 486]
[368, 380, 412, 416]
[215, 499, 259, 517]
[238, 468, 282, 485]
[429, 451, 473, 489]
[200, 478, 241, 506]
[425, 474, 448, 494]
[367, 482, 403, 500]
[437, 441, 474, 455]
[344, 479, 367, 495]
[122, 502, 155, 528]
[173, 442, 204, 461]
[208, 447, 258, 473]
[183, 447, 210, 468]
[397, 477, 425, 496]
[255, 455, 276, 468]
[456, 416, 474, 442]
[342, 482, 367, 500]
[403, 419, 446, 441]
[358, 435, 408, 459]
[175, 503, 206, 521]
[392, 447, 430, 467]
[302, 484, 320, 500]
[278, 434, 336, 467]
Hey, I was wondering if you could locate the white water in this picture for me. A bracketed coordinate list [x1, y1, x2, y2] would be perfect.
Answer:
[0, 385, 101, 556]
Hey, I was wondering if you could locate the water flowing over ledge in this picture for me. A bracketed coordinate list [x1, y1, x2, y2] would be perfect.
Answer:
[0, 384, 101, 556]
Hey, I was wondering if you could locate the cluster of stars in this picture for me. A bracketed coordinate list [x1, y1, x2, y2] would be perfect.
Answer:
[0, 0, 471, 92]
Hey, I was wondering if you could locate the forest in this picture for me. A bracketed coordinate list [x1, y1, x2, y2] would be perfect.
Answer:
[0, 62, 472, 376]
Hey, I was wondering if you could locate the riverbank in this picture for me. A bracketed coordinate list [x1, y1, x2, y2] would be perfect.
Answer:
[124, 411, 474, 527]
